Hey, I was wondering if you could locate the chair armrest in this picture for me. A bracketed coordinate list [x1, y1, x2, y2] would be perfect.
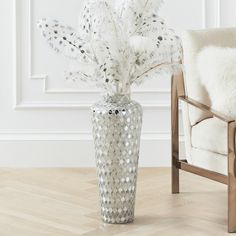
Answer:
[172, 69, 235, 123]
[179, 96, 235, 123]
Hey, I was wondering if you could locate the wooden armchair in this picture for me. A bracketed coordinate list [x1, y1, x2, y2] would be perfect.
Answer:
[171, 28, 236, 233]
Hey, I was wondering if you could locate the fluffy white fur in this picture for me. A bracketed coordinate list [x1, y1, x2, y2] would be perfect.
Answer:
[197, 46, 236, 119]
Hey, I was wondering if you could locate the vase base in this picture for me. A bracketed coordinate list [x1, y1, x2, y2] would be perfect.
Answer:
[102, 217, 134, 224]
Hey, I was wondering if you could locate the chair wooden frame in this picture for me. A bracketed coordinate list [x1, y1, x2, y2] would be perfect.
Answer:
[171, 69, 236, 233]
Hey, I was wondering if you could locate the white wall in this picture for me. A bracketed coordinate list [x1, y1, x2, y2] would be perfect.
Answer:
[0, 0, 235, 167]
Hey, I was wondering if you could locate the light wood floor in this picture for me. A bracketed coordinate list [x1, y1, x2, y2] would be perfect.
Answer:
[0, 168, 232, 236]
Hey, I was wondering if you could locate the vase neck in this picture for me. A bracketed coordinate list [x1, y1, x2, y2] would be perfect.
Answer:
[103, 93, 131, 104]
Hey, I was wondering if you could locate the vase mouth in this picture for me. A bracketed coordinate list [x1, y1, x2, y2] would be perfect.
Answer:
[102, 93, 131, 104]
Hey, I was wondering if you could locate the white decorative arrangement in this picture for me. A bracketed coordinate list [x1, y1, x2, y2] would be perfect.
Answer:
[38, 0, 182, 224]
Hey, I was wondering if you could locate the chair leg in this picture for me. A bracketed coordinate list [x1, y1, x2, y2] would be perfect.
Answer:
[228, 179, 236, 233]
[172, 158, 179, 193]
[228, 121, 236, 233]
[171, 74, 179, 194]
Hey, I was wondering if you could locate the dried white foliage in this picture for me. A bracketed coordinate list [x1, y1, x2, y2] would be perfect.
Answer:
[37, 0, 182, 95]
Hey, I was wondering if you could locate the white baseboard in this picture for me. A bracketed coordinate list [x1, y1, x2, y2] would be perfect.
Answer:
[0, 133, 185, 167]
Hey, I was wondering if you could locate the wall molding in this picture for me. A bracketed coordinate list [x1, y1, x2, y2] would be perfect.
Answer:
[13, 0, 21, 109]
[201, 0, 206, 29]
[204, 0, 221, 28]
[14, 102, 173, 110]
[31, 74, 171, 95]
[215, 0, 221, 28]
[0, 130, 184, 141]
[29, 75, 173, 109]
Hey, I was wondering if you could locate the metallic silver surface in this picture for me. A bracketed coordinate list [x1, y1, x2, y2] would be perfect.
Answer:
[91, 95, 143, 224]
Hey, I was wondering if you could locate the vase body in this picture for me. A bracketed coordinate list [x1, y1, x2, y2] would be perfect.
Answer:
[91, 94, 143, 224]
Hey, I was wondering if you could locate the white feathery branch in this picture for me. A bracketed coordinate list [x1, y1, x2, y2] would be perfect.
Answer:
[37, 0, 182, 95]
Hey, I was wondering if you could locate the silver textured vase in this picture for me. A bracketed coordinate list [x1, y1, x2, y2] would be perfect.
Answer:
[91, 94, 143, 224]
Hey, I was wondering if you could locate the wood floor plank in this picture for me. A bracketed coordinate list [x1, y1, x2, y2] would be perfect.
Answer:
[0, 168, 231, 235]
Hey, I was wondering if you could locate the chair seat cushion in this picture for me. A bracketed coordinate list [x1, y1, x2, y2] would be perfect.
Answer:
[191, 117, 227, 155]
[190, 148, 227, 175]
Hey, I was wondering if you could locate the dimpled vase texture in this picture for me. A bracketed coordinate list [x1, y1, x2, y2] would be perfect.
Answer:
[91, 95, 143, 224]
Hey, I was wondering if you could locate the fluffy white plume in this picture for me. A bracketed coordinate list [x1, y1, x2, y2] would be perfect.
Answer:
[37, 18, 94, 62]
[38, 0, 182, 95]
[115, 0, 164, 35]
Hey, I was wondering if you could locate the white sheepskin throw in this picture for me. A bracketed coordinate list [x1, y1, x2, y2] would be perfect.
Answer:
[197, 46, 236, 119]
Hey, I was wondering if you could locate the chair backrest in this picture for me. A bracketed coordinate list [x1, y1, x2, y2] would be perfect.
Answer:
[182, 27, 236, 126]
[181, 28, 236, 160]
